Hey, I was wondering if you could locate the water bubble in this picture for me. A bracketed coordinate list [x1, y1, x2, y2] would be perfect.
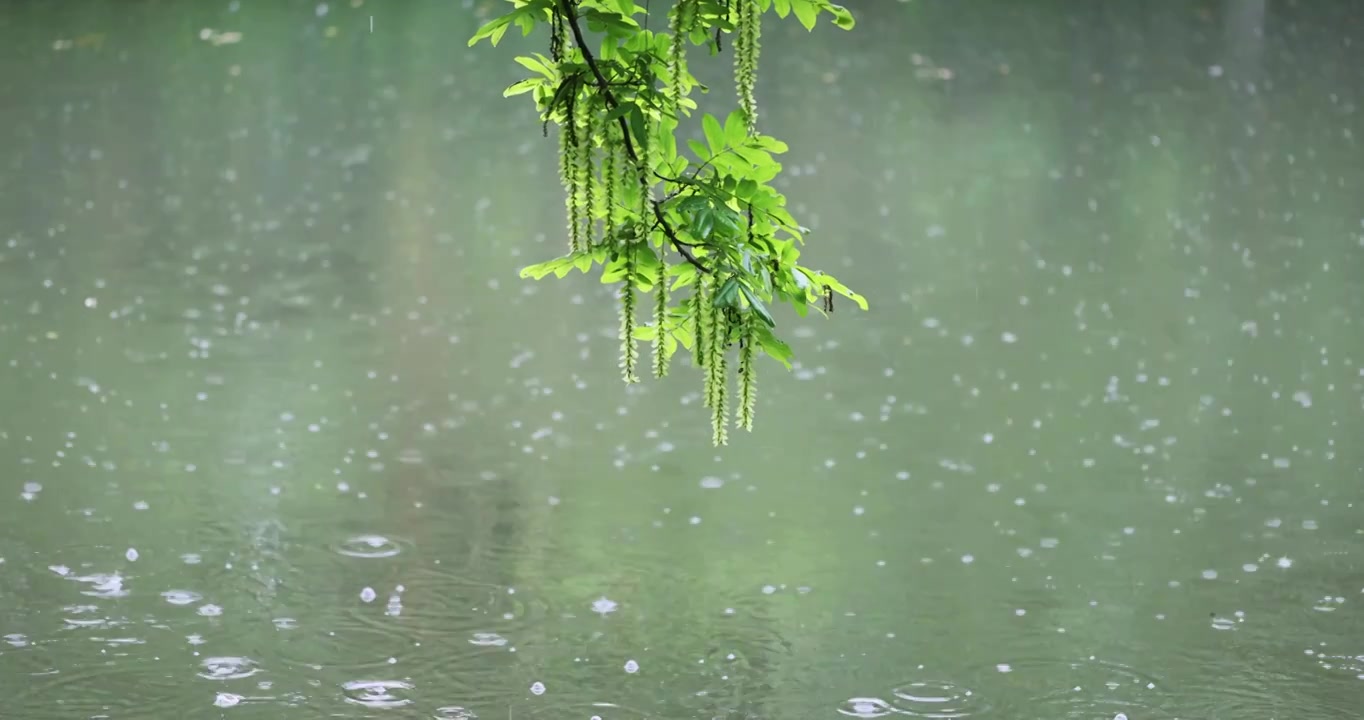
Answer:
[125, 548, 139, 561]
[699, 476, 724, 489]
[624, 659, 640, 673]
[360, 587, 377, 603]
[198, 657, 259, 680]
[529, 681, 546, 696]
[591, 597, 618, 615]
[433, 707, 477, 719]
[198, 604, 223, 617]
[335, 534, 403, 558]
[342, 680, 414, 709]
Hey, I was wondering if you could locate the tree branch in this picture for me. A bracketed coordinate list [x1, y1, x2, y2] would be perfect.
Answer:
[558, 0, 711, 275]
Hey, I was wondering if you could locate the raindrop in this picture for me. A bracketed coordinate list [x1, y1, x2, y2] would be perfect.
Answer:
[591, 597, 618, 615]
[624, 659, 640, 673]
[342, 680, 414, 709]
[198, 657, 260, 680]
[335, 535, 403, 558]
[529, 681, 546, 696]
[837, 697, 897, 718]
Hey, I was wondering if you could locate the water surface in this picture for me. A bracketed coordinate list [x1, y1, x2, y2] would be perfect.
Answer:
[2, 0, 1363, 718]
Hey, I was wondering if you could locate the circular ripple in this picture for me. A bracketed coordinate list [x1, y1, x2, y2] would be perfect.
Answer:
[892, 680, 983, 717]
[197, 656, 260, 681]
[10, 660, 184, 719]
[433, 706, 477, 719]
[342, 680, 415, 708]
[983, 656, 1171, 719]
[345, 567, 553, 643]
[525, 701, 649, 719]
[334, 534, 407, 559]
[276, 623, 424, 673]
[837, 697, 898, 718]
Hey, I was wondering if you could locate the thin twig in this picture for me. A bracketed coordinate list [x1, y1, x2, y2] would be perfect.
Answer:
[558, 0, 710, 274]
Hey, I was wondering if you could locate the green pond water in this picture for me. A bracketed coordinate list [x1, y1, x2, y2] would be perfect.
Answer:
[2, 0, 1363, 718]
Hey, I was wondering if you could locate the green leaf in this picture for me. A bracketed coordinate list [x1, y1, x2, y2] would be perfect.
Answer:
[634, 243, 663, 279]
[468, 15, 514, 47]
[692, 208, 715, 240]
[827, 2, 856, 30]
[791, 0, 818, 30]
[773, 0, 792, 18]
[670, 262, 698, 291]
[714, 276, 741, 309]
[809, 269, 869, 310]
[740, 285, 776, 327]
[520, 255, 575, 280]
[601, 255, 631, 283]
[686, 138, 710, 161]
[712, 207, 743, 236]
[672, 320, 695, 350]
[503, 78, 540, 97]
[754, 325, 794, 369]
[628, 104, 648, 152]
[701, 113, 725, 156]
[724, 110, 748, 146]
[735, 178, 758, 200]
[513, 54, 555, 78]
[604, 101, 638, 126]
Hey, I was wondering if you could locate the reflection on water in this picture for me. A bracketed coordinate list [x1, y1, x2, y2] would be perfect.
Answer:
[2, 0, 1363, 718]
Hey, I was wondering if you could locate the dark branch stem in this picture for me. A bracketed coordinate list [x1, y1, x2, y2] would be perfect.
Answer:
[558, 0, 710, 274]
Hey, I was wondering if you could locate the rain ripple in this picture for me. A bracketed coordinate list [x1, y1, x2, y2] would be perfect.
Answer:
[334, 534, 407, 558]
[342, 679, 416, 708]
[892, 680, 983, 717]
[161, 589, 203, 606]
[837, 697, 898, 718]
[9, 661, 183, 719]
[838, 680, 983, 718]
[985, 656, 1171, 719]
[197, 656, 260, 680]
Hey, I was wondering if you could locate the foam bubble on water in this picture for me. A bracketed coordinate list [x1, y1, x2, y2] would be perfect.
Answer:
[624, 659, 639, 673]
[529, 681, 546, 696]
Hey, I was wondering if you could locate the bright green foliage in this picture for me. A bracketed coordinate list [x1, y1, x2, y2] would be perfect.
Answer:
[472, 0, 868, 445]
